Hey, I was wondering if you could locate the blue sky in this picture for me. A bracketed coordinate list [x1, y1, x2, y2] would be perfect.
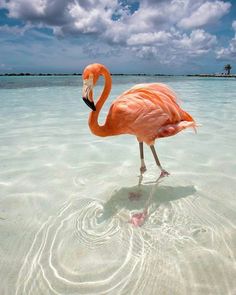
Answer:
[0, 0, 235, 74]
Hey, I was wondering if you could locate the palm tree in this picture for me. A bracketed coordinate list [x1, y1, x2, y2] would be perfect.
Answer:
[224, 64, 232, 75]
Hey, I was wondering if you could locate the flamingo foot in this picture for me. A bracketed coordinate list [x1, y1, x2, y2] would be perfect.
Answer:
[160, 169, 170, 178]
[129, 191, 142, 201]
[129, 210, 148, 227]
[155, 169, 170, 183]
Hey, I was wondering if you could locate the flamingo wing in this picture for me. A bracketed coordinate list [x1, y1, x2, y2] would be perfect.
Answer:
[106, 83, 195, 144]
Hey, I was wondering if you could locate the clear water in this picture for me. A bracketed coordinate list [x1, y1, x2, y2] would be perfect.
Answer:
[0, 76, 236, 295]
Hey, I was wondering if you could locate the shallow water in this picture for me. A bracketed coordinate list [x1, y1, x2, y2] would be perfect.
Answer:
[0, 76, 236, 295]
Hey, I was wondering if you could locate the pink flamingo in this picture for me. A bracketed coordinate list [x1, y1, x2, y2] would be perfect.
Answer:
[82, 63, 196, 226]
[82, 63, 196, 175]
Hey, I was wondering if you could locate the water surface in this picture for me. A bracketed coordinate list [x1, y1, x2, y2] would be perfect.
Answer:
[0, 76, 236, 294]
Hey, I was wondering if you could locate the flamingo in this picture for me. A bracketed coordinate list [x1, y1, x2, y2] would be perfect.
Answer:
[82, 63, 196, 181]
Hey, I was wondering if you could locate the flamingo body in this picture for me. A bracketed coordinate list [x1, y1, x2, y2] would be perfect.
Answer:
[106, 83, 195, 145]
[82, 63, 197, 225]
[82, 63, 196, 174]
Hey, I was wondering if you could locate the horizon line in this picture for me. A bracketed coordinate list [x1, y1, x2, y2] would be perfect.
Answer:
[0, 72, 235, 77]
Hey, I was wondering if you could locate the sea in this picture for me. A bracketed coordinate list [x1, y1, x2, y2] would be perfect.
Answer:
[0, 75, 236, 294]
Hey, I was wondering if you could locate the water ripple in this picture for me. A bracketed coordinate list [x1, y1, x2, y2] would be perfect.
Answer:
[15, 185, 236, 294]
[15, 198, 149, 295]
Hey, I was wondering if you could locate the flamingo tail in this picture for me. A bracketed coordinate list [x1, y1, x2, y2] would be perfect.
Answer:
[182, 110, 198, 133]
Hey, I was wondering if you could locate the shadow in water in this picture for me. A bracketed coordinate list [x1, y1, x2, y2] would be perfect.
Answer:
[100, 184, 197, 222]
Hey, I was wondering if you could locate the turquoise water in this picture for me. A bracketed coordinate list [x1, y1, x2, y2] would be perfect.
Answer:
[0, 76, 236, 294]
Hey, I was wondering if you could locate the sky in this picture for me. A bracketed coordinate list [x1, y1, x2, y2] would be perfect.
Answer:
[0, 0, 235, 74]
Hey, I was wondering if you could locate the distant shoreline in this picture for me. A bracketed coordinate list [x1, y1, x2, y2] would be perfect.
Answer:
[187, 74, 236, 78]
[0, 73, 174, 77]
[0, 73, 235, 78]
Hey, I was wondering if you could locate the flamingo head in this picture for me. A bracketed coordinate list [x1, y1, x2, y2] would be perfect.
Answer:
[82, 63, 104, 111]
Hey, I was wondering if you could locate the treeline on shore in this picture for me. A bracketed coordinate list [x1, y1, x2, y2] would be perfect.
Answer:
[187, 74, 236, 78]
[0, 72, 174, 77]
[0, 73, 235, 77]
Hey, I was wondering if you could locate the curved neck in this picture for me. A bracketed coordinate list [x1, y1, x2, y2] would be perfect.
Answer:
[88, 68, 112, 137]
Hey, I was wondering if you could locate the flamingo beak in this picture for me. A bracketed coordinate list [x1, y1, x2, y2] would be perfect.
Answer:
[82, 97, 96, 111]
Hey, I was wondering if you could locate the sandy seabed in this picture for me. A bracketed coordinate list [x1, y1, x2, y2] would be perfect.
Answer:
[0, 76, 236, 294]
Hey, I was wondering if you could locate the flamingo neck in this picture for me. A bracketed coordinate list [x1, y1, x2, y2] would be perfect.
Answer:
[88, 68, 112, 137]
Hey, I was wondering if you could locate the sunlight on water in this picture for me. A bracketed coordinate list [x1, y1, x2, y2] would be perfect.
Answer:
[0, 76, 236, 294]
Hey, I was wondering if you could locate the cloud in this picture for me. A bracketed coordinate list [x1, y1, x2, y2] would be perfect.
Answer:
[0, 0, 230, 64]
[178, 1, 231, 29]
[130, 29, 217, 64]
[82, 42, 122, 58]
[216, 39, 236, 60]
[0, 24, 27, 34]
[0, 0, 118, 34]
[3, 0, 48, 19]
[127, 31, 171, 46]
[0, 64, 12, 71]
[1, 0, 227, 37]
[174, 29, 217, 55]
[216, 20, 236, 60]
[232, 20, 236, 31]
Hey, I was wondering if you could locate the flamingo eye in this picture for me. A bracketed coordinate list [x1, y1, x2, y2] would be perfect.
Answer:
[83, 74, 94, 88]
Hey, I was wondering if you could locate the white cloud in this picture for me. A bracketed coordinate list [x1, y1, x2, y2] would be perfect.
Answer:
[216, 41, 236, 60]
[0, 63, 12, 70]
[0, 24, 27, 34]
[0, 0, 229, 64]
[1, 0, 227, 38]
[174, 29, 217, 55]
[178, 1, 231, 29]
[82, 43, 122, 58]
[216, 20, 236, 60]
[127, 31, 172, 46]
[3, 0, 47, 19]
[130, 29, 217, 63]
[232, 20, 236, 31]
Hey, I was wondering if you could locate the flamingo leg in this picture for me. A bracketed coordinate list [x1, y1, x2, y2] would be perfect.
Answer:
[150, 145, 170, 178]
[139, 142, 147, 174]
[138, 142, 147, 186]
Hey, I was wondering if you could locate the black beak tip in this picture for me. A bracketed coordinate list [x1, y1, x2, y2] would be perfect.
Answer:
[83, 97, 96, 111]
